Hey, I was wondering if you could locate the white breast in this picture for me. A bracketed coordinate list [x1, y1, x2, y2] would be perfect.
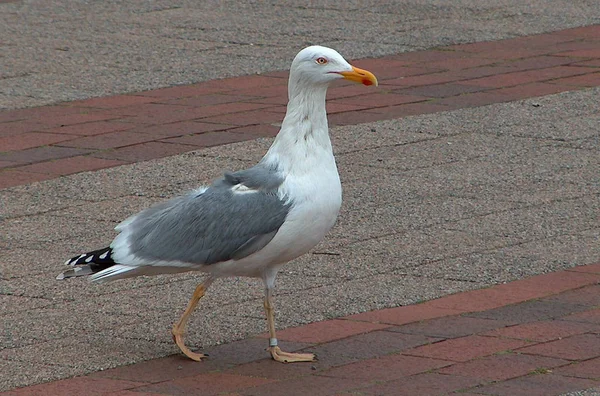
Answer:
[206, 148, 342, 279]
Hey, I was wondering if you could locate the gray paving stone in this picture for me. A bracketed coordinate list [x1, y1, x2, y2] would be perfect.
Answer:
[0, 358, 74, 393]
[1, 2, 600, 391]
[2, 1, 599, 109]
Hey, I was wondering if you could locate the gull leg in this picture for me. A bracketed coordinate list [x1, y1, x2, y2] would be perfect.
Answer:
[263, 287, 316, 363]
[172, 277, 214, 361]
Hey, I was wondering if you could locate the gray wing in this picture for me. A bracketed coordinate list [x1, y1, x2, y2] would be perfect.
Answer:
[117, 162, 290, 265]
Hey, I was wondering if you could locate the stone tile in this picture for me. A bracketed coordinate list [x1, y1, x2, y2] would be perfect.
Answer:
[6, 377, 146, 396]
[92, 141, 194, 162]
[556, 357, 600, 380]
[227, 124, 280, 138]
[474, 373, 598, 396]
[0, 334, 175, 372]
[416, 233, 597, 285]
[330, 92, 427, 107]
[42, 120, 137, 136]
[326, 84, 383, 100]
[48, 195, 159, 222]
[365, 102, 452, 117]
[305, 331, 437, 370]
[0, 304, 143, 349]
[568, 263, 600, 275]
[0, 358, 75, 393]
[484, 320, 600, 342]
[0, 120, 52, 138]
[518, 334, 600, 360]
[542, 285, 600, 307]
[437, 91, 515, 108]
[237, 375, 364, 396]
[561, 309, 600, 325]
[405, 335, 531, 362]
[495, 82, 575, 99]
[35, 112, 121, 127]
[320, 110, 384, 126]
[398, 83, 489, 98]
[92, 337, 311, 383]
[356, 372, 482, 395]
[268, 319, 390, 344]
[1, 213, 116, 247]
[438, 353, 568, 382]
[0, 169, 54, 189]
[465, 300, 591, 325]
[197, 109, 284, 126]
[551, 72, 600, 87]
[129, 121, 235, 139]
[555, 48, 600, 58]
[162, 93, 261, 107]
[131, 84, 226, 99]
[390, 316, 510, 339]
[324, 102, 374, 113]
[16, 156, 128, 176]
[234, 85, 289, 100]
[345, 305, 463, 326]
[445, 195, 600, 247]
[317, 354, 451, 381]
[0, 295, 53, 316]
[132, 372, 275, 396]
[0, 145, 92, 166]
[506, 55, 579, 71]
[347, 132, 531, 171]
[56, 131, 161, 150]
[0, 132, 74, 151]
[161, 131, 256, 147]
[463, 66, 594, 88]
[0, 187, 88, 220]
[226, 356, 320, 380]
[0, 160, 16, 168]
[90, 354, 228, 384]
[65, 95, 157, 109]
[421, 286, 533, 313]
[382, 72, 460, 87]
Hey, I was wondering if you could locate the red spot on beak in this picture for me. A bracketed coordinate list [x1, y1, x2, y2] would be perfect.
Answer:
[362, 78, 374, 86]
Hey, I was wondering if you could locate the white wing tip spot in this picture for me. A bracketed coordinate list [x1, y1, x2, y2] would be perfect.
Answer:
[231, 184, 259, 194]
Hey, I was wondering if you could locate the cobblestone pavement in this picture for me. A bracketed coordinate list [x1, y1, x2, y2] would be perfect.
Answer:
[1, 2, 599, 394]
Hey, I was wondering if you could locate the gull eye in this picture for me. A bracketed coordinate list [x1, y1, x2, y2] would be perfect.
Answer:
[316, 57, 328, 65]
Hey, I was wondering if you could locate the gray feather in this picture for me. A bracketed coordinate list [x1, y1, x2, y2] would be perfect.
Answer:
[218, 160, 284, 190]
[121, 163, 290, 265]
[56, 266, 94, 280]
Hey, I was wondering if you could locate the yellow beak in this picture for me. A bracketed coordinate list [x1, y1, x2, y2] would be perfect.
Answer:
[339, 66, 378, 87]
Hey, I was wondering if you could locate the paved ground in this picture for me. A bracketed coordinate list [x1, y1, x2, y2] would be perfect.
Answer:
[4, 265, 600, 395]
[1, 0, 599, 109]
[1, 1, 600, 395]
[2, 25, 600, 188]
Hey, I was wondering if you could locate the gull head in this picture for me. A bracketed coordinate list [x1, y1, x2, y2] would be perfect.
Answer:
[289, 45, 378, 88]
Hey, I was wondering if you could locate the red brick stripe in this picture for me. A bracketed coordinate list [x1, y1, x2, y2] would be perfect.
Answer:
[1, 25, 599, 189]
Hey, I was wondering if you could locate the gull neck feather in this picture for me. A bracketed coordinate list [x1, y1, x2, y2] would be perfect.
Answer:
[264, 80, 333, 172]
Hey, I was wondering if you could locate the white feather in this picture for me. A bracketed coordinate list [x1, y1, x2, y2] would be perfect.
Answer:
[92, 46, 351, 285]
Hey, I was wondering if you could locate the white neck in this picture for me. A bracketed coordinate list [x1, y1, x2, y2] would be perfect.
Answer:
[262, 81, 334, 174]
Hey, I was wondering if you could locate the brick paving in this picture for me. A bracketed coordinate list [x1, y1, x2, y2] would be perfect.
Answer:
[3, 264, 599, 395]
[1, 25, 600, 188]
[1, 25, 600, 395]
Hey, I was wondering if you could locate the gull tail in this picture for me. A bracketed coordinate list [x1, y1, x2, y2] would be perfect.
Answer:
[57, 247, 116, 280]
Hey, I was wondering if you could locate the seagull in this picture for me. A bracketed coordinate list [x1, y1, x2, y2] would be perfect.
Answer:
[57, 45, 377, 363]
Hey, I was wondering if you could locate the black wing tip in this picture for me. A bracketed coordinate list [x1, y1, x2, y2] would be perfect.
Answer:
[65, 247, 114, 267]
